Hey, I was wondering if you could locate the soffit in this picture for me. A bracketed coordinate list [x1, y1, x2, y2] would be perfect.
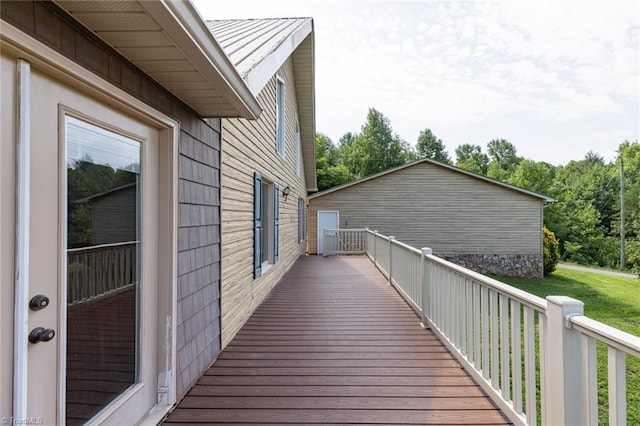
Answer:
[53, 0, 261, 119]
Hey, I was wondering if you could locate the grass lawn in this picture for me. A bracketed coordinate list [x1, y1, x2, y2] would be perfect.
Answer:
[494, 268, 640, 335]
[492, 267, 640, 425]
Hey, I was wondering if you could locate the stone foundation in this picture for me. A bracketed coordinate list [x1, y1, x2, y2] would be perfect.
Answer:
[438, 253, 543, 279]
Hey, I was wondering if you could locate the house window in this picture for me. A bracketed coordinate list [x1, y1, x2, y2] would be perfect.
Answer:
[298, 197, 306, 244]
[276, 77, 285, 158]
[295, 115, 301, 176]
[254, 172, 279, 278]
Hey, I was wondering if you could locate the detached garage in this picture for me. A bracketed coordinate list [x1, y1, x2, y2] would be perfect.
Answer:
[308, 159, 554, 278]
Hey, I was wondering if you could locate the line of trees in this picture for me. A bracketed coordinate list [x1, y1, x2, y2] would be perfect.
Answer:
[316, 107, 640, 273]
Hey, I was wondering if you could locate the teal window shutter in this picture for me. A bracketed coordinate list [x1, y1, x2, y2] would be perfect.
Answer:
[253, 172, 262, 278]
[274, 184, 279, 263]
[297, 197, 303, 243]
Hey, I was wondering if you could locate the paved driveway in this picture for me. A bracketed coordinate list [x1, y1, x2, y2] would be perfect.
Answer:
[557, 263, 638, 279]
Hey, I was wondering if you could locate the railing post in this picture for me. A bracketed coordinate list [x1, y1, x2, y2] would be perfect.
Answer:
[388, 236, 395, 285]
[364, 228, 369, 255]
[420, 248, 432, 328]
[373, 230, 378, 265]
[322, 228, 327, 256]
[544, 296, 585, 426]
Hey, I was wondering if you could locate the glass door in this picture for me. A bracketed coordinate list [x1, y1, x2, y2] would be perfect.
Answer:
[24, 65, 162, 424]
[64, 117, 142, 424]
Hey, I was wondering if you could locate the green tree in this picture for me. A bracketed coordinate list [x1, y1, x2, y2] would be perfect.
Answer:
[416, 128, 451, 164]
[615, 141, 640, 270]
[67, 157, 138, 247]
[508, 159, 556, 195]
[337, 131, 357, 156]
[486, 139, 522, 181]
[618, 141, 640, 238]
[316, 162, 354, 192]
[626, 238, 640, 273]
[455, 143, 489, 175]
[316, 133, 339, 166]
[315, 133, 354, 191]
[544, 151, 620, 267]
[543, 226, 560, 276]
[342, 108, 412, 178]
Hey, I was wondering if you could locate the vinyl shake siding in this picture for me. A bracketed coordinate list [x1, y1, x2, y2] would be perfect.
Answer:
[1, 0, 224, 400]
[221, 57, 307, 347]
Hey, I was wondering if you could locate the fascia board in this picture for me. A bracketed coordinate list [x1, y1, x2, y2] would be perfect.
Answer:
[244, 19, 313, 96]
[143, 0, 262, 119]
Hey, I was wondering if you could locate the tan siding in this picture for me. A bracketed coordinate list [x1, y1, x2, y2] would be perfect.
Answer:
[291, 35, 316, 189]
[221, 57, 308, 348]
[309, 163, 543, 255]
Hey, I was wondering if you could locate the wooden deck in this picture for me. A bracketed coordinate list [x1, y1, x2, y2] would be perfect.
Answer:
[163, 255, 510, 425]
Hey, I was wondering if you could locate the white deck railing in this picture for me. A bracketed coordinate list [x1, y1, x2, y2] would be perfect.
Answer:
[67, 241, 138, 305]
[361, 229, 640, 426]
[322, 228, 367, 255]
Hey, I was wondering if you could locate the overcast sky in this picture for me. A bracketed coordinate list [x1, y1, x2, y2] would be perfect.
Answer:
[192, 0, 639, 166]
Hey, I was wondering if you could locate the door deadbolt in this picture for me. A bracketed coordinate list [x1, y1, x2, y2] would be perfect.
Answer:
[29, 294, 50, 311]
[29, 327, 55, 343]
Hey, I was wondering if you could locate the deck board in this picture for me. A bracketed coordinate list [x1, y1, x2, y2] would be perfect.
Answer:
[163, 256, 510, 425]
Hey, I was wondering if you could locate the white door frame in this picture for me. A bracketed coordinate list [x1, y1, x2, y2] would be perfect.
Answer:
[317, 211, 339, 255]
[2, 22, 179, 425]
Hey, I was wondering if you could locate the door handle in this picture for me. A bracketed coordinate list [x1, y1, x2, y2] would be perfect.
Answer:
[29, 294, 50, 311]
[28, 327, 55, 343]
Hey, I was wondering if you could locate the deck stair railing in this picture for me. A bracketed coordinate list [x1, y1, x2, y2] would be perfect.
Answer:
[322, 228, 367, 256]
[357, 228, 640, 426]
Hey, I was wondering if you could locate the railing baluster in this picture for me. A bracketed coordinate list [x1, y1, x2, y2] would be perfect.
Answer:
[608, 347, 626, 426]
[538, 314, 547, 426]
[466, 277, 473, 361]
[444, 268, 450, 336]
[524, 306, 536, 425]
[491, 291, 499, 390]
[439, 267, 443, 331]
[460, 277, 468, 357]
[473, 282, 481, 369]
[453, 274, 460, 349]
[482, 286, 490, 380]
[500, 295, 510, 402]
[583, 335, 598, 424]
[511, 301, 523, 414]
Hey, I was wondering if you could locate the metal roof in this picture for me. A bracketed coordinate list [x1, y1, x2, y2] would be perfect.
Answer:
[309, 158, 556, 203]
[207, 18, 312, 95]
[209, 18, 317, 191]
[52, 0, 261, 119]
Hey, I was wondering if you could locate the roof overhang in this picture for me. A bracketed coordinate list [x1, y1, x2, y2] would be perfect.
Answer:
[53, 0, 261, 119]
[208, 18, 316, 191]
[292, 31, 317, 192]
[243, 19, 314, 98]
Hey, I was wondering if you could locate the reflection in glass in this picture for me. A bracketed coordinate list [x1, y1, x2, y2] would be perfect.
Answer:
[65, 116, 141, 424]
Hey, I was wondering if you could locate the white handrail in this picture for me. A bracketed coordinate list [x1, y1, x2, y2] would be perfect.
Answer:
[570, 315, 640, 357]
[361, 228, 640, 426]
[323, 228, 367, 255]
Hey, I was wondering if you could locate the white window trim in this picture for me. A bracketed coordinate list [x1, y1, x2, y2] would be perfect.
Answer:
[255, 173, 279, 278]
[261, 177, 275, 265]
[295, 114, 301, 177]
[298, 197, 306, 244]
[2, 22, 180, 423]
[275, 76, 285, 159]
